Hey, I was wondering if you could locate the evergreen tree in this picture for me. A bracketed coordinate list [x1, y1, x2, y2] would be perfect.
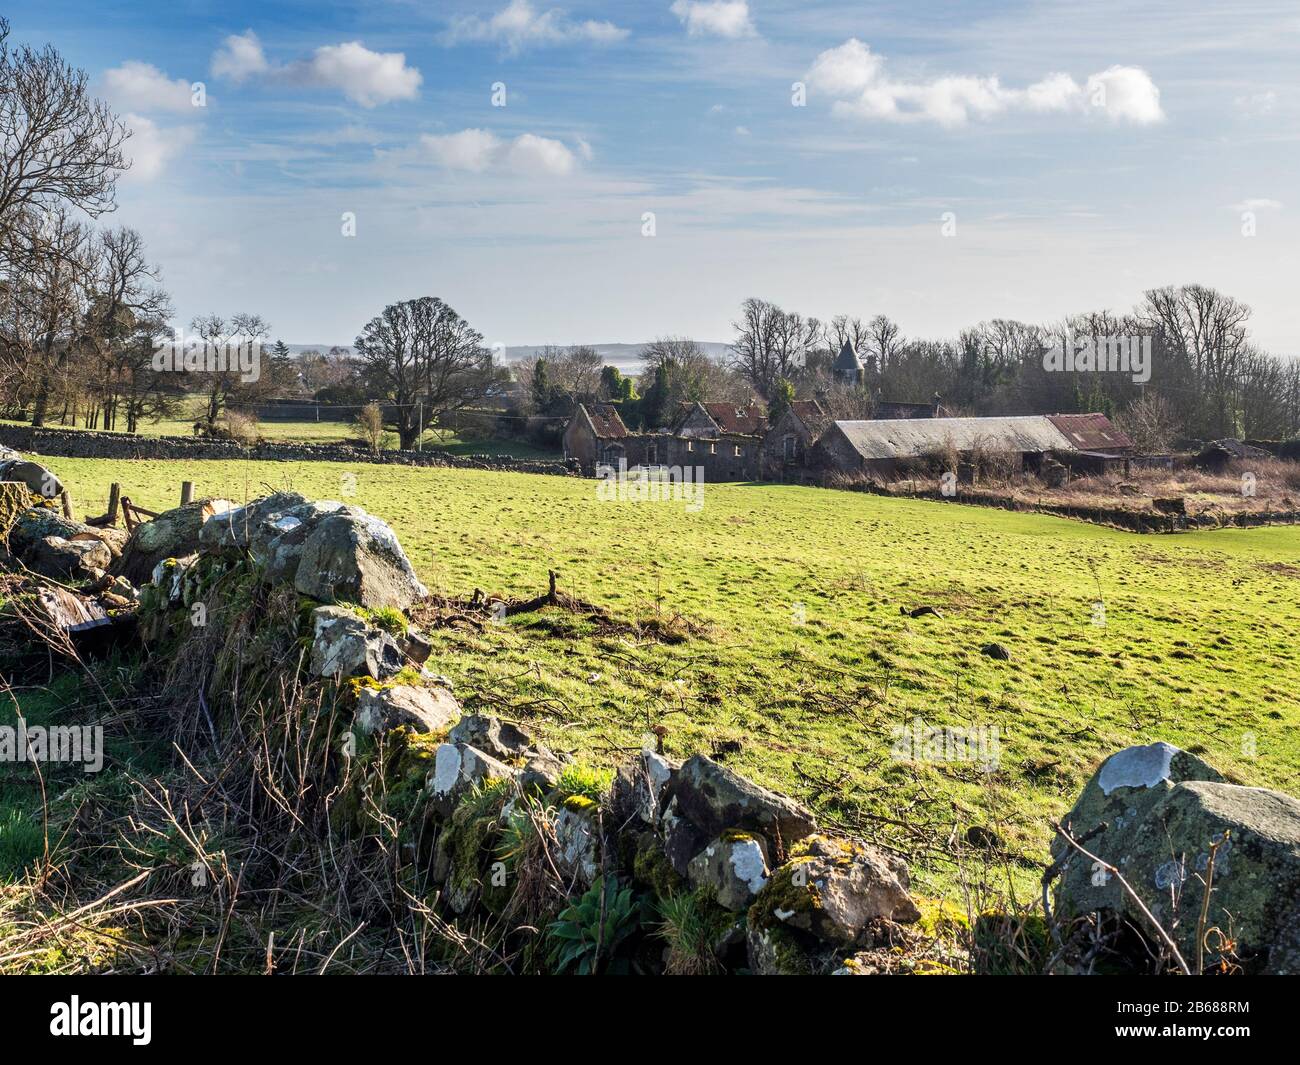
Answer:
[531, 358, 551, 412]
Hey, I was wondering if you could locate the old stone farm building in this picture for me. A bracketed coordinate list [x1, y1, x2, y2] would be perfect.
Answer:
[563, 400, 1132, 484]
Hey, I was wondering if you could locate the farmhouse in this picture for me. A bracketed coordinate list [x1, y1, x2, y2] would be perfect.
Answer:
[812, 413, 1132, 478]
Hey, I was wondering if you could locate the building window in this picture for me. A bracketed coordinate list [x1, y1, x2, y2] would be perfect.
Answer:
[646, 443, 658, 464]
[734, 445, 743, 457]
[686, 440, 694, 452]
[782, 434, 796, 461]
[708, 442, 716, 454]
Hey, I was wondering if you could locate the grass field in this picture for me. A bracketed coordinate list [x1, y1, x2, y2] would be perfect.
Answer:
[16, 453, 1296, 901]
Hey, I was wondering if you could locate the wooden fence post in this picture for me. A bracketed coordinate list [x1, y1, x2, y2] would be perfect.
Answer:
[181, 481, 194, 505]
[107, 483, 121, 525]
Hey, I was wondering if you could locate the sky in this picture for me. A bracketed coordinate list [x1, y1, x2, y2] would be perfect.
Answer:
[7, 0, 1300, 353]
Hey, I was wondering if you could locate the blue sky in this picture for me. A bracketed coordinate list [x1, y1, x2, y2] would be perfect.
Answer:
[7, 0, 1299, 352]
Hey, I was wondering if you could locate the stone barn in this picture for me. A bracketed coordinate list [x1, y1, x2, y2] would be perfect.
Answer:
[813, 413, 1125, 479]
[562, 403, 630, 467]
[762, 399, 830, 478]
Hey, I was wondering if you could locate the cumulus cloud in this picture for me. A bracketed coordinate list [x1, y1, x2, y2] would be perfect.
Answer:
[210, 30, 269, 83]
[421, 128, 580, 176]
[805, 39, 1164, 128]
[288, 42, 422, 107]
[102, 61, 196, 113]
[122, 113, 195, 182]
[210, 33, 421, 107]
[421, 129, 503, 172]
[670, 1, 757, 39]
[444, 1, 628, 53]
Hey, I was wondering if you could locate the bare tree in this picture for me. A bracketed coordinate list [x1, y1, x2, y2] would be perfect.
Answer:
[730, 298, 819, 398]
[1116, 392, 1179, 453]
[0, 18, 130, 226]
[640, 335, 750, 410]
[867, 314, 903, 377]
[355, 296, 498, 449]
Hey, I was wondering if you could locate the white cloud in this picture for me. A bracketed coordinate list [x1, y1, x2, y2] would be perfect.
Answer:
[507, 133, 577, 175]
[444, 1, 629, 53]
[211, 30, 269, 83]
[103, 61, 196, 114]
[670, 1, 757, 40]
[422, 129, 503, 172]
[806, 39, 1164, 128]
[421, 129, 580, 176]
[210, 33, 421, 107]
[1228, 198, 1282, 212]
[289, 42, 422, 107]
[122, 113, 195, 182]
[1085, 66, 1164, 125]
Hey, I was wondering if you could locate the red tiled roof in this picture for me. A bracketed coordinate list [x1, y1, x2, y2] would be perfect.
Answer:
[585, 403, 628, 438]
[703, 402, 766, 436]
[1047, 413, 1133, 452]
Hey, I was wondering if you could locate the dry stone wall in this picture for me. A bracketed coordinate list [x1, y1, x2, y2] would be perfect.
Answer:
[0, 425, 579, 477]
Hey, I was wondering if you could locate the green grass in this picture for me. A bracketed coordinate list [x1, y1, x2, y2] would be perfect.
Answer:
[31, 454, 1300, 897]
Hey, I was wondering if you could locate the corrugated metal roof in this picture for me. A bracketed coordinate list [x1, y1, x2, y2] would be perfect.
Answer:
[832, 415, 1075, 460]
[1047, 414, 1133, 452]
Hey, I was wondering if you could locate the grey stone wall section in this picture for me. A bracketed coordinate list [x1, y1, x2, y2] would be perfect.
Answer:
[0, 425, 580, 478]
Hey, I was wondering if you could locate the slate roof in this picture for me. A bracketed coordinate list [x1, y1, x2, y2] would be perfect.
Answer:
[831, 415, 1077, 460]
[833, 340, 863, 372]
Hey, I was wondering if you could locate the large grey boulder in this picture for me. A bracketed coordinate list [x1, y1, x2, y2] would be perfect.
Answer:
[448, 714, 546, 762]
[308, 605, 402, 681]
[609, 749, 677, 829]
[27, 535, 112, 581]
[687, 833, 771, 911]
[10, 508, 88, 557]
[293, 509, 427, 610]
[116, 498, 234, 586]
[750, 834, 920, 948]
[1054, 742, 1224, 915]
[258, 500, 348, 584]
[1055, 743, 1300, 973]
[10, 508, 124, 578]
[198, 491, 311, 552]
[554, 806, 599, 886]
[0, 458, 63, 499]
[354, 684, 461, 736]
[662, 755, 816, 873]
[426, 742, 517, 817]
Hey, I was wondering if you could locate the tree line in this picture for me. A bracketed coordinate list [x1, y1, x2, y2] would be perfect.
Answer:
[727, 290, 1300, 448]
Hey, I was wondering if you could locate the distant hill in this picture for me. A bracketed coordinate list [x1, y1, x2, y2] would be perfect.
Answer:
[284, 342, 732, 375]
